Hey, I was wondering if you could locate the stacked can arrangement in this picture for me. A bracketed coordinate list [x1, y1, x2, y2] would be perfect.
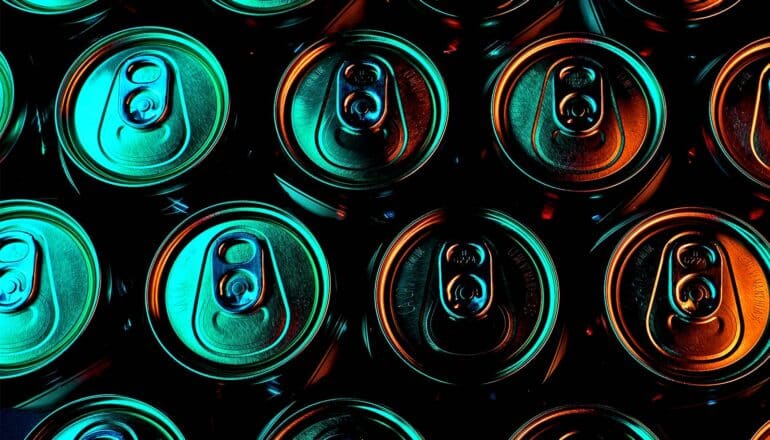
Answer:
[2, 1, 770, 439]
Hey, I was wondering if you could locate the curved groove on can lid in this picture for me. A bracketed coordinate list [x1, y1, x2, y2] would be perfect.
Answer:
[491, 33, 666, 194]
[146, 201, 331, 381]
[0, 200, 101, 380]
[604, 207, 770, 386]
[258, 397, 423, 440]
[55, 26, 230, 188]
[620, 0, 742, 27]
[207, 0, 316, 16]
[411, 0, 534, 20]
[25, 394, 185, 440]
[374, 208, 559, 385]
[275, 30, 449, 191]
[2, 0, 102, 14]
[509, 405, 658, 440]
[709, 37, 770, 191]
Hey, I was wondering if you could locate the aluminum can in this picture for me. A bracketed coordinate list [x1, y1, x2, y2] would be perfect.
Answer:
[0, 50, 27, 164]
[509, 405, 659, 439]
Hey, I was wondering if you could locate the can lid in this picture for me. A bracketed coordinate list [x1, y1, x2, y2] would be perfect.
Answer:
[752, 421, 770, 440]
[411, 0, 535, 20]
[617, 0, 742, 27]
[2, 0, 102, 15]
[56, 26, 230, 188]
[207, 0, 315, 16]
[375, 208, 559, 385]
[146, 201, 331, 381]
[26, 394, 184, 440]
[275, 30, 449, 191]
[492, 33, 666, 194]
[0, 51, 16, 155]
[510, 405, 658, 439]
[605, 207, 770, 386]
[709, 37, 770, 191]
[259, 398, 423, 440]
[0, 200, 101, 379]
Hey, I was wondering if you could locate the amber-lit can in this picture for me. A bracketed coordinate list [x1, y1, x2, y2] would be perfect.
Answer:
[365, 208, 563, 391]
[0, 200, 118, 410]
[753, 421, 770, 440]
[509, 405, 660, 439]
[488, 33, 670, 226]
[595, 207, 770, 406]
[258, 397, 423, 439]
[273, 29, 449, 223]
[701, 37, 770, 212]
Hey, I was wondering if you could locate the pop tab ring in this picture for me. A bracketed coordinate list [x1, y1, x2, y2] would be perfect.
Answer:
[258, 398, 423, 439]
[374, 208, 559, 385]
[146, 201, 331, 381]
[604, 207, 770, 387]
[709, 37, 770, 192]
[491, 33, 666, 194]
[0, 200, 101, 380]
[510, 405, 659, 440]
[56, 26, 229, 188]
[275, 29, 448, 191]
[25, 394, 184, 440]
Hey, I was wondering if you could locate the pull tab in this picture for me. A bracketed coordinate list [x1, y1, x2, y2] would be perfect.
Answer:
[647, 232, 742, 361]
[78, 422, 138, 440]
[439, 241, 494, 319]
[211, 232, 265, 314]
[337, 58, 388, 132]
[118, 55, 170, 129]
[533, 57, 625, 173]
[0, 231, 38, 313]
[749, 64, 770, 169]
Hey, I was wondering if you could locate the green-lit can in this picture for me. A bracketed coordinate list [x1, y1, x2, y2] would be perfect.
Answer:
[0, 50, 27, 164]
[509, 405, 659, 439]
[274, 29, 449, 221]
[203, 0, 365, 33]
[146, 201, 340, 389]
[2, 0, 114, 40]
[369, 208, 561, 387]
[258, 397, 423, 439]
[55, 26, 230, 193]
[25, 394, 185, 439]
[490, 33, 669, 224]
[0, 200, 109, 408]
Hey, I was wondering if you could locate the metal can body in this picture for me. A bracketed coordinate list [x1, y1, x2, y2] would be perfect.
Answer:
[25, 394, 185, 439]
[55, 26, 231, 196]
[368, 207, 561, 389]
[0, 50, 27, 165]
[509, 405, 659, 439]
[145, 201, 340, 392]
[490, 33, 669, 225]
[1, 0, 114, 41]
[601, 207, 770, 404]
[258, 397, 423, 440]
[0, 200, 112, 409]
[274, 29, 449, 222]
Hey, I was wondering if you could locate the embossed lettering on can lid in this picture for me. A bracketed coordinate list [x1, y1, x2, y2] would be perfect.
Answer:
[492, 33, 666, 194]
[510, 405, 658, 440]
[275, 30, 449, 191]
[25, 394, 185, 440]
[618, 0, 742, 28]
[708, 37, 770, 192]
[146, 201, 331, 381]
[375, 208, 559, 385]
[259, 398, 423, 440]
[0, 200, 101, 379]
[2, 0, 103, 15]
[56, 26, 230, 188]
[207, 0, 315, 16]
[605, 207, 770, 386]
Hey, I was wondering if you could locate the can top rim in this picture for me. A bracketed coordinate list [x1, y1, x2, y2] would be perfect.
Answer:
[510, 405, 658, 440]
[491, 32, 667, 194]
[208, 0, 316, 16]
[55, 26, 230, 189]
[3, 0, 102, 15]
[0, 51, 15, 143]
[604, 206, 770, 386]
[411, 0, 535, 20]
[26, 394, 185, 440]
[621, 0, 743, 24]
